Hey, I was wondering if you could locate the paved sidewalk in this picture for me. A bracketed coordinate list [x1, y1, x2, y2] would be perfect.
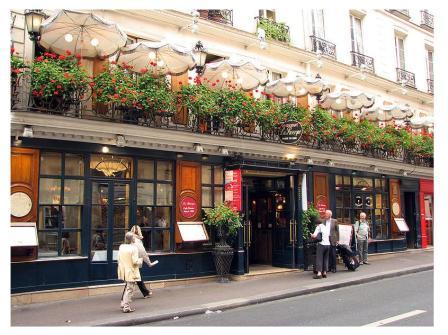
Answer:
[11, 249, 433, 326]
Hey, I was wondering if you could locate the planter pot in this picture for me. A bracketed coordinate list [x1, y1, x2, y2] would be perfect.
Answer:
[212, 226, 234, 283]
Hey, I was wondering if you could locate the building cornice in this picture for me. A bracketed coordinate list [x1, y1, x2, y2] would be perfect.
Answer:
[11, 112, 433, 179]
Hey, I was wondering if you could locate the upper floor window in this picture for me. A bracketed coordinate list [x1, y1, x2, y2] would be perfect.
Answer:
[259, 9, 276, 21]
[395, 35, 406, 69]
[311, 9, 325, 38]
[426, 49, 434, 80]
[350, 15, 364, 54]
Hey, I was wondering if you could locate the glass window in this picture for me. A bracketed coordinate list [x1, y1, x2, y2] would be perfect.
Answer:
[202, 165, 212, 184]
[90, 154, 132, 178]
[65, 154, 84, 176]
[137, 206, 153, 228]
[395, 36, 406, 69]
[137, 182, 154, 206]
[113, 205, 130, 229]
[62, 206, 82, 229]
[156, 184, 173, 206]
[153, 230, 170, 252]
[92, 182, 109, 205]
[61, 231, 81, 255]
[375, 178, 385, 191]
[38, 232, 58, 257]
[138, 159, 154, 180]
[64, 179, 84, 205]
[40, 152, 62, 175]
[214, 186, 224, 206]
[39, 178, 61, 204]
[91, 230, 107, 261]
[156, 161, 172, 181]
[311, 9, 325, 38]
[38, 206, 60, 229]
[114, 184, 129, 205]
[350, 15, 363, 53]
[214, 166, 224, 184]
[154, 207, 171, 228]
[202, 186, 212, 207]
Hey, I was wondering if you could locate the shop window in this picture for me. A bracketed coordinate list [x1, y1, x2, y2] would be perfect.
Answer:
[136, 159, 173, 252]
[37, 152, 85, 257]
[201, 165, 224, 244]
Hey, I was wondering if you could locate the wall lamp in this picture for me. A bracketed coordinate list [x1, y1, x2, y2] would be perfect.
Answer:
[218, 146, 229, 155]
[24, 9, 47, 41]
[193, 41, 207, 75]
[22, 125, 34, 138]
[193, 143, 204, 153]
[116, 135, 126, 147]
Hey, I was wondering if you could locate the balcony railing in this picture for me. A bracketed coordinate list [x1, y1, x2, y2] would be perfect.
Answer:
[421, 10, 434, 30]
[350, 51, 375, 73]
[198, 9, 233, 26]
[389, 9, 410, 20]
[396, 68, 416, 88]
[310, 35, 336, 59]
[10, 73, 433, 168]
[255, 16, 290, 43]
[427, 79, 434, 94]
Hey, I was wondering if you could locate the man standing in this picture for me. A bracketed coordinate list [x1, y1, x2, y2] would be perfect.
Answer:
[326, 210, 339, 273]
[311, 210, 339, 278]
[118, 232, 143, 313]
[354, 212, 371, 265]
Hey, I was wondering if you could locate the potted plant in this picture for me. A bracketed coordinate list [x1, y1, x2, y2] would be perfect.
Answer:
[30, 50, 91, 112]
[10, 47, 29, 108]
[301, 203, 320, 271]
[204, 202, 242, 283]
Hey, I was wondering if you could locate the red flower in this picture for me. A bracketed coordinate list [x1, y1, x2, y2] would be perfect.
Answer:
[140, 68, 148, 74]
[111, 60, 117, 65]
[77, 61, 82, 66]
[34, 68, 40, 73]
[64, 72, 70, 78]
[216, 79, 220, 83]
[50, 79, 56, 83]
[178, 81, 183, 85]
[255, 89, 259, 93]
[65, 50, 72, 56]
[113, 93, 119, 99]
[89, 82, 95, 87]
[54, 91, 59, 95]
[121, 97, 127, 103]
[36, 56, 44, 62]
[10, 47, 15, 54]
[188, 77, 192, 80]
[212, 83, 216, 87]
[75, 54, 81, 60]
[56, 85, 62, 89]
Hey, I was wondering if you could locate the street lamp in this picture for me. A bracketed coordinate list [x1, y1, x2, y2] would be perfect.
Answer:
[193, 41, 207, 75]
[24, 9, 46, 41]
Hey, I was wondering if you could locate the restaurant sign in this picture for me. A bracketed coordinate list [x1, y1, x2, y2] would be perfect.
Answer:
[279, 120, 303, 144]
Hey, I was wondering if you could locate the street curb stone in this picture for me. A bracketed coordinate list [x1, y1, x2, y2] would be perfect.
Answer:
[94, 263, 433, 327]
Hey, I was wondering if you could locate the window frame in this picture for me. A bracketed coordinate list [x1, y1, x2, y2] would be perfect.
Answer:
[395, 35, 406, 69]
[350, 15, 364, 54]
[311, 9, 325, 39]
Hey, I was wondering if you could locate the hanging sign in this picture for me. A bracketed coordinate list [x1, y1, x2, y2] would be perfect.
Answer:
[316, 196, 328, 217]
[180, 196, 198, 219]
[225, 169, 242, 212]
[279, 120, 303, 144]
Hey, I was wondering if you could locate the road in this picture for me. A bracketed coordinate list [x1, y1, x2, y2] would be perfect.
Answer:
[144, 270, 433, 327]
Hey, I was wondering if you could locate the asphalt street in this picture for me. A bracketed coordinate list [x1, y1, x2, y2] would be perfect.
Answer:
[145, 270, 433, 327]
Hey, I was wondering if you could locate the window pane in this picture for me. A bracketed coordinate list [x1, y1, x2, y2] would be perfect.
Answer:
[91, 205, 107, 230]
[202, 186, 212, 207]
[114, 184, 129, 205]
[112, 230, 127, 260]
[40, 152, 62, 175]
[65, 154, 84, 176]
[343, 209, 351, 225]
[137, 206, 153, 228]
[114, 206, 130, 229]
[214, 166, 224, 184]
[335, 175, 343, 187]
[353, 177, 373, 191]
[153, 230, 170, 251]
[38, 206, 60, 229]
[92, 182, 108, 205]
[90, 154, 132, 178]
[64, 180, 84, 204]
[38, 232, 58, 257]
[61, 231, 81, 255]
[39, 178, 61, 204]
[214, 186, 223, 206]
[91, 230, 107, 261]
[335, 193, 343, 208]
[202, 165, 212, 184]
[343, 176, 351, 185]
[375, 179, 385, 191]
[62, 206, 82, 229]
[154, 207, 171, 228]
[376, 194, 383, 209]
[374, 209, 388, 240]
[343, 193, 351, 208]
[156, 184, 173, 205]
[157, 161, 172, 181]
[138, 159, 154, 180]
[141, 229, 152, 252]
[137, 183, 154, 206]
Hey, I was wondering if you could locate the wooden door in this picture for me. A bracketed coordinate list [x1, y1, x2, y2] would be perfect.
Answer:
[313, 172, 329, 218]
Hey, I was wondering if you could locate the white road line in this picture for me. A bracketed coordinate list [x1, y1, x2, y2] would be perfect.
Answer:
[362, 310, 427, 327]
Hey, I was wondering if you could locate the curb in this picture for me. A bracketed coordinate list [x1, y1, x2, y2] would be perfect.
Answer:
[94, 264, 433, 327]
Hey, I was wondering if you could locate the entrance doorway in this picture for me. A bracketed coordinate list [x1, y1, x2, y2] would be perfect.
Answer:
[404, 192, 417, 248]
[242, 170, 299, 273]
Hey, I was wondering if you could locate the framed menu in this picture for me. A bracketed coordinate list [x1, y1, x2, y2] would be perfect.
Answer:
[176, 222, 209, 242]
[338, 224, 353, 246]
[11, 222, 38, 262]
[394, 218, 409, 232]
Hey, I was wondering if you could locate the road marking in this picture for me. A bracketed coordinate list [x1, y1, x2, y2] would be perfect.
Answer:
[362, 310, 426, 327]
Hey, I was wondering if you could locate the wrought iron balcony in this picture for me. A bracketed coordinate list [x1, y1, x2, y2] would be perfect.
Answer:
[396, 68, 416, 88]
[255, 16, 290, 43]
[389, 9, 410, 20]
[351, 51, 375, 73]
[310, 35, 336, 59]
[427, 79, 434, 94]
[421, 10, 434, 30]
[198, 9, 233, 26]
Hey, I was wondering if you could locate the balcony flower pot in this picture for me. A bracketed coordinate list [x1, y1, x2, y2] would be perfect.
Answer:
[204, 202, 242, 283]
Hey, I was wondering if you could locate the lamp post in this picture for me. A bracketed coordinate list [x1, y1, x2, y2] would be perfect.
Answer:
[24, 9, 46, 41]
[193, 41, 207, 75]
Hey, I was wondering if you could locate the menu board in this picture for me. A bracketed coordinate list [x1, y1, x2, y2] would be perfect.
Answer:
[11, 222, 38, 247]
[338, 224, 353, 246]
[176, 222, 209, 242]
[225, 169, 242, 212]
[394, 218, 409, 232]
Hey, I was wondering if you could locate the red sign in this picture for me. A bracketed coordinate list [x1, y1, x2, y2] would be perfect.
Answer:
[225, 169, 242, 212]
[180, 197, 198, 219]
[316, 197, 327, 217]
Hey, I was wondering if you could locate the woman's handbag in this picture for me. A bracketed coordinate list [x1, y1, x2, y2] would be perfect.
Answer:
[315, 232, 322, 242]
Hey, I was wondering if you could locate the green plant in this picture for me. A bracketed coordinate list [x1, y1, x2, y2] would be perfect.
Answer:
[10, 48, 28, 83]
[215, 89, 257, 130]
[257, 17, 290, 43]
[136, 73, 175, 115]
[203, 202, 242, 237]
[30, 50, 91, 99]
[301, 203, 320, 241]
[180, 82, 219, 119]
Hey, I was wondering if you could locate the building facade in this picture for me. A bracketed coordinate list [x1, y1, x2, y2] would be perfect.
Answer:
[10, 9, 433, 294]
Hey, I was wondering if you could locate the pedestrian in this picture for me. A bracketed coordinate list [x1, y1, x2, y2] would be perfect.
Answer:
[354, 212, 371, 265]
[130, 225, 157, 298]
[118, 232, 143, 313]
[311, 210, 339, 279]
[328, 213, 340, 273]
